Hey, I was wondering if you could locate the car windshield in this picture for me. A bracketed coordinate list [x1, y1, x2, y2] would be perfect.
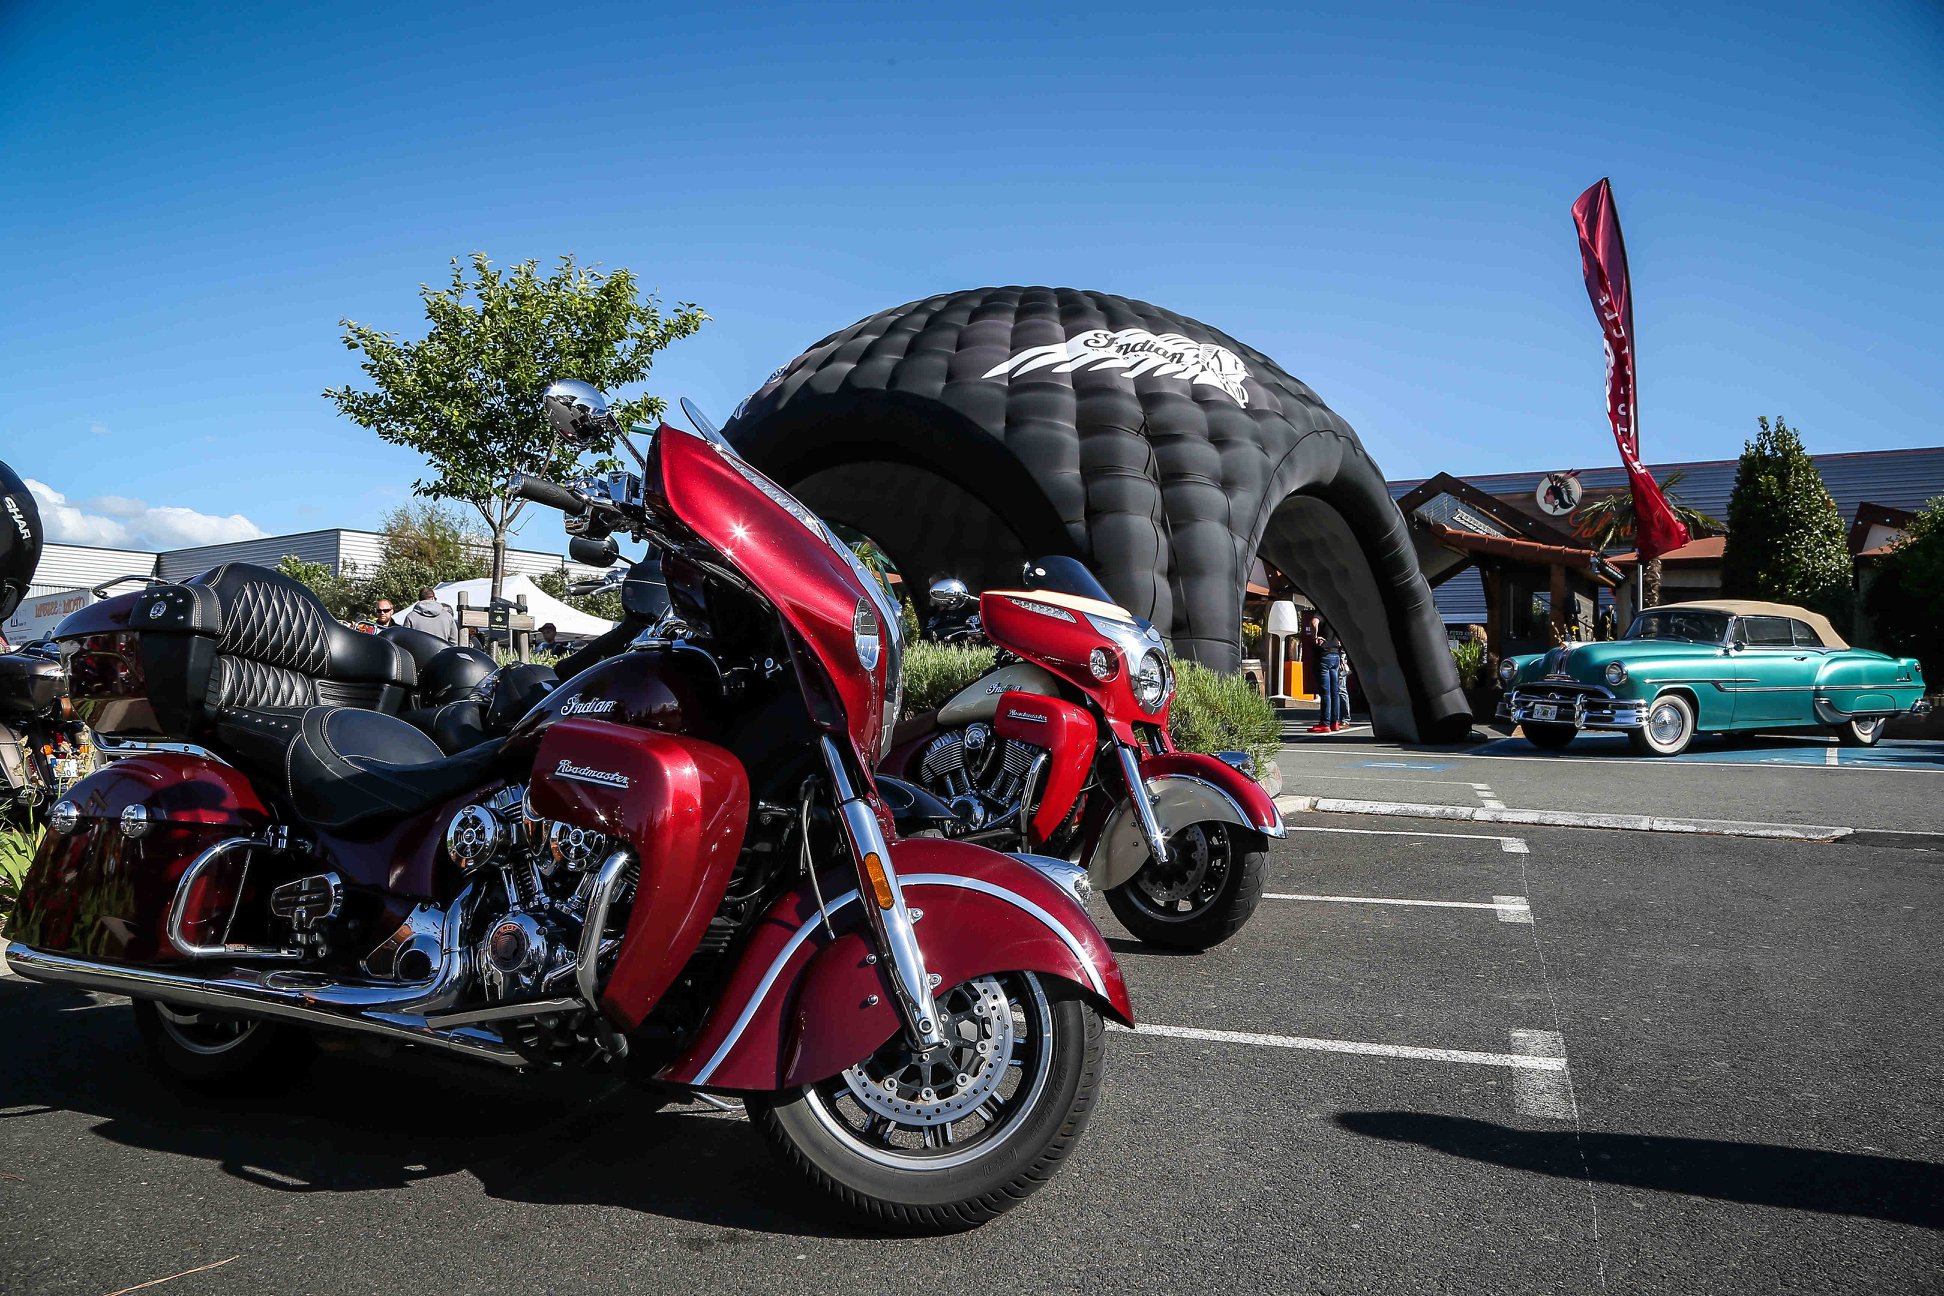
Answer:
[1625, 610, 1730, 644]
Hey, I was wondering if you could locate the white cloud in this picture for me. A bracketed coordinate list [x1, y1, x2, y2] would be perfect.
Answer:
[26, 479, 267, 551]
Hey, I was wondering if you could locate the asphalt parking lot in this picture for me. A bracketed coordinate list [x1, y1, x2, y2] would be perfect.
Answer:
[3, 745, 1940, 1294]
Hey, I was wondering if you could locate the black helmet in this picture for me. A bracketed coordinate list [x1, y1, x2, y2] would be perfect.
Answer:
[0, 460, 44, 624]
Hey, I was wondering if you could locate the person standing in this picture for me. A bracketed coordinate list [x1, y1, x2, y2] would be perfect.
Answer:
[1309, 624, 1344, 734]
[398, 586, 458, 644]
[1337, 651, 1353, 733]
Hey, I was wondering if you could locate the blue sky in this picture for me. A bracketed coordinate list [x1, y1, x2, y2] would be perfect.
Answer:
[2, 0, 1938, 551]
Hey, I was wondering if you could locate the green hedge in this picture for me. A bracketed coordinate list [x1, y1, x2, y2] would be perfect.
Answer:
[1, 823, 39, 928]
[1166, 658, 1281, 771]
[899, 641, 998, 718]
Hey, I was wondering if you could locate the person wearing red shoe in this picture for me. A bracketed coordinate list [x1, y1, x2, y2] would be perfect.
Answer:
[1316, 624, 1345, 734]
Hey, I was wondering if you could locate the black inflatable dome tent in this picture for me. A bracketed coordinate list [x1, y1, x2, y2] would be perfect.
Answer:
[723, 286, 1469, 742]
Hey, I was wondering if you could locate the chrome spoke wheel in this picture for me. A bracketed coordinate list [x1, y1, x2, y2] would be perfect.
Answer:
[1127, 823, 1232, 921]
[800, 973, 1055, 1170]
[152, 1003, 260, 1056]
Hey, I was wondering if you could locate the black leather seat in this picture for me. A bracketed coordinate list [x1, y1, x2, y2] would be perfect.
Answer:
[217, 706, 509, 834]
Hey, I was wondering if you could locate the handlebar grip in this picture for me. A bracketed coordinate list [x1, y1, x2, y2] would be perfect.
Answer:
[510, 473, 585, 513]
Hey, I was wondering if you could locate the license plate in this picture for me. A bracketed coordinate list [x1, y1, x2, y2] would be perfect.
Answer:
[1531, 704, 1558, 722]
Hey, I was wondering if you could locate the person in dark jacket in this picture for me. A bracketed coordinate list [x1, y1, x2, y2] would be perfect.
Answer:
[1309, 624, 1345, 734]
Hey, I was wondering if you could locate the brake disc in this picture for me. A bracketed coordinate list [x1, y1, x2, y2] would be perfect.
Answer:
[841, 975, 1014, 1127]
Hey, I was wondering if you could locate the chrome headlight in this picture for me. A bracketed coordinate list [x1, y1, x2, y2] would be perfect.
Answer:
[1133, 649, 1171, 713]
[853, 601, 881, 671]
[1498, 658, 1518, 684]
[1088, 647, 1117, 680]
[1604, 661, 1628, 687]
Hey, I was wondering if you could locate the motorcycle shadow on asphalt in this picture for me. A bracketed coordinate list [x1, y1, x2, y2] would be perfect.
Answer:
[1335, 1111, 1944, 1231]
[0, 980, 869, 1238]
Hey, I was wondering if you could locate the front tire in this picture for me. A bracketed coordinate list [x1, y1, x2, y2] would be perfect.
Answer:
[1628, 693, 1696, 757]
[1523, 723, 1577, 750]
[1836, 716, 1885, 747]
[1105, 822, 1267, 951]
[749, 972, 1105, 1233]
[134, 1000, 314, 1093]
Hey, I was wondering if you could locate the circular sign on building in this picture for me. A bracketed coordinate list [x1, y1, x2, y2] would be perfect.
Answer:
[1536, 471, 1583, 516]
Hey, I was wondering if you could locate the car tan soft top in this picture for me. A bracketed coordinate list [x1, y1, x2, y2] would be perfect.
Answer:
[1651, 600, 1849, 650]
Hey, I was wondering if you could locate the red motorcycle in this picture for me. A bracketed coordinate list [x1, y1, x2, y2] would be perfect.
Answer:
[5, 381, 1132, 1232]
[882, 558, 1284, 951]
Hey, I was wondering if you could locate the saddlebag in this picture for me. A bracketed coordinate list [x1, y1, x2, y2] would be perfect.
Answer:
[8, 751, 275, 965]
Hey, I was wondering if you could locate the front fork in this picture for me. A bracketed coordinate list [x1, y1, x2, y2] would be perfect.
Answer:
[820, 736, 948, 1051]
[1114, 742, 1172, 868]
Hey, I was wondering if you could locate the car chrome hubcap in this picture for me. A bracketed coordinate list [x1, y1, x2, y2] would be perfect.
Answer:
[1649, 702, 1686, 745]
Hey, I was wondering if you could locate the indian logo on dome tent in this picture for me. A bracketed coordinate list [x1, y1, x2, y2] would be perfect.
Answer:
[983, 327, 1254, 407]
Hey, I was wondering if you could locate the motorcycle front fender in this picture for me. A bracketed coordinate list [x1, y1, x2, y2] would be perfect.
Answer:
[1089, 753, 1285, 891]
[657, 837, 1133, 1092]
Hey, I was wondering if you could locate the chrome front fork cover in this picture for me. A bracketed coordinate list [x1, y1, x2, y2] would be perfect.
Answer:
[820, 736, 947, 1051]
[1115, 743, 1171, 867]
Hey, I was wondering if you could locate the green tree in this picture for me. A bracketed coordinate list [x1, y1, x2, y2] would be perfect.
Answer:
[1718, 416, 1851, 613]
[325, 253, 706, 601]
[276, 555, 364, 621]
[1572, 468, 1725, 608]
[1864, 496, 1944, 686]
[361, 503, 490, 615]
[532, 566, 623, 624]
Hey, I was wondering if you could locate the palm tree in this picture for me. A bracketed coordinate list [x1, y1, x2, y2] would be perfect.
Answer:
[1573, 469, 1725, 610]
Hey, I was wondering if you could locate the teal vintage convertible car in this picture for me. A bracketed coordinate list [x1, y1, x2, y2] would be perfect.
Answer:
[1497, 600, 1930, 756]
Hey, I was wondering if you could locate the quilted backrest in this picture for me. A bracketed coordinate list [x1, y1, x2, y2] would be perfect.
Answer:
[131, 563, 417, 730]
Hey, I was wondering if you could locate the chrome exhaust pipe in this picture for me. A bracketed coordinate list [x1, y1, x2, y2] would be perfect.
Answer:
[2, 882, 525, 1068]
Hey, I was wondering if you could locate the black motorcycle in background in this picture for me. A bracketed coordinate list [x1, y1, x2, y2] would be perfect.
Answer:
[1, 458, 87, 828]
[923, 577, 987, 644]
[0, 640, 93, 827]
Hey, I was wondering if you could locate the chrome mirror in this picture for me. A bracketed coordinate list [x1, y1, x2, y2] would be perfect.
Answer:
[542, 379, 619, 444]
[929, 578, 970, 610]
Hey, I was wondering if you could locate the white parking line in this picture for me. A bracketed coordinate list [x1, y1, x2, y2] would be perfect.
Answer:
[1507, 1029, 1578, 1119]
[1112, 1021, 1567, 1071]
[1274, 821, 1532, 854]
[1296, 774, 1500, 791]
[1472, 781, 1507, 810]
[1265, 893, 1531, 918]
[1275, 794, 1850, 842]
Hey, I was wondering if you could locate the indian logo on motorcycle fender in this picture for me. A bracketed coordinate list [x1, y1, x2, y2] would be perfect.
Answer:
[558, 697, 618, 716]
[983, 327, 1254, 407]
[555, 759, 630, 789]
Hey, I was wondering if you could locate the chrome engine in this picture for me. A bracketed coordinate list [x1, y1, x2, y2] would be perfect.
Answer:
[917, 723, 1047, 834]
[326, 785, 633, 1021]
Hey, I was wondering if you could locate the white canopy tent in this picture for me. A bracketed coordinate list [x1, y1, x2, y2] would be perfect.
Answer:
[433, 574, 615, 640]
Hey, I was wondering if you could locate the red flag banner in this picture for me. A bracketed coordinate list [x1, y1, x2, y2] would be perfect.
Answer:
[1572, 178, 1689, 562]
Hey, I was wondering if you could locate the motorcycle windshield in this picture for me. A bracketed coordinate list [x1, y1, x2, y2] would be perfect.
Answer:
[649, 423, 901, 769]
[1021, 556, 1115, 607]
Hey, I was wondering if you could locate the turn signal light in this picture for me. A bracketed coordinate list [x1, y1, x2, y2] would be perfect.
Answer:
[861, 851, 896, 909]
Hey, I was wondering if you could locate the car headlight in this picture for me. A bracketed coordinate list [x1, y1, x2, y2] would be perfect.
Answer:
[1498, 658, 1519, 684]
[1133, 649, 1171, 713]
[1604, 661, 1628, 686]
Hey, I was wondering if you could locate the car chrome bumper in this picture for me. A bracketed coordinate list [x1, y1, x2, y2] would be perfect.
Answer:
[1498, 684, 1646, 732]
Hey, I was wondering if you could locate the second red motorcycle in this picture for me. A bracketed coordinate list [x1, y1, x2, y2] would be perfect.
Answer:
[883, 558, 1284, 951]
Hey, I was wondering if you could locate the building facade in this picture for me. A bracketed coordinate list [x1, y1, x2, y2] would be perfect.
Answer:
[1389, 446, 1944, 627]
